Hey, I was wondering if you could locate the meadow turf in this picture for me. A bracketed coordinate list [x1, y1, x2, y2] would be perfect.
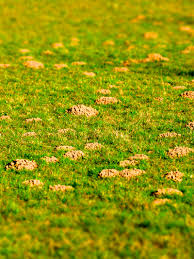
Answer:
[0, 0, 194, 258]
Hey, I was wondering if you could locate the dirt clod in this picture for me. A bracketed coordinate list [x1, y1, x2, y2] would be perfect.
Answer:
[22, 179, 43, 187]
[6, 159, 38, 171]
[98, 169, 119, 178]
[96, 89, 111, 95]
[181, 91, 194, 99]
[24, 60, 44, 69]
[67, 105, 98, 117]
[119, 169, 146, 179]
[95, 97, 119, 104]
[49, 185, 74, 192]
[152, 199, 171, 206]
[83, 71, 96, 77]
[41, 156, 59, 163]
[119, 160, 139, 167]
[152, 188, 183, 196]
[163, 171, 184, 182]
[64, 150, 84, 160]
[85, 143, 103, 150]
[168, 146, 193, 158]
[186, 121, 194, 130]
[0, 115, 11, 120]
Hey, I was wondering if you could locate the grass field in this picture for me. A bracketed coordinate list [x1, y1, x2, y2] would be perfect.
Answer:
[0, 0, 193, 258]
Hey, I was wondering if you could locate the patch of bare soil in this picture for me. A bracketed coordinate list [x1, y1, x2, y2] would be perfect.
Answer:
[173, 86, 186, 90]
[103, 40, 115, 46]
[159, 132, 181, 138]
[72, 61, 86, 66]
[98, 169, 120, 178]
[85, 143, 103, 150]
[6, 159, 38, 171]
[0, 115, 11, 120]
[186, 121, 194, 130]
[58, 128, 75, 134]
[43, 50, 53, 55]
[144, 32, 158, 39]
[152, 199, 171, 206]
[95, 97, 119, 104]
[114, 67, 129, 72]
[119, 160, 139, 167]
[152, 188, 183, 196]
[163, 171, 184, 182]
[24, 60, 44, 69]
[67, 105, 98, 117]
[129, 154, 149, 160]
[0, 64, 10, 68]
[54, 64, 68, 69]
[64, 150, 84, 160]
[143, 53, 169, 62]
[23, 132, 36, 137]
[25, 118, 42, 123]
[96, 89, 111, 95]
[49, 185, 74, 192]
[41, 156, 59, 163]
[55, 146, 75, 151]
[168, 146, 193, 158]
[181, 91, 194, 99]
[119, 169, 145, 179]
[83, 71, 96, 77]
[22, 179, 43, 187]
[19, 49, 30, 54]
[52, 42, 64, 48]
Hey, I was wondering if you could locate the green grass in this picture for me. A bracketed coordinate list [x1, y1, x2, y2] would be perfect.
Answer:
[0, 0, 194, 258]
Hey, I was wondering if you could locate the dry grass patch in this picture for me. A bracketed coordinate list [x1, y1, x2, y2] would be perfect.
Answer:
[159, 132, 181, 138]
[129, 154, 149, 160]
[67, 105, 98, 117]
[0, 64, 11, 68]
[22, 179, 43, 187]
[41, 156, 59, 163]
[52, 42, 64, 49]
[72, 61, 86, 66]
[173, 86, 186, 90]
[98, 169, 119, 178]
[6, 159, 38, 171]
[19, 49, 30, 54]
[168, 146, 193, 158]
[64, 150, 84, 160]
[143, 53, 169, 62]
[114, 67, 129, 72]
[85, 142, 103, 150]
[43, 50, 53, 55]
[82, 71, 96, 77]
[58, 128, 75, 134]
[0, 115, 11, 120]
[103, 40, 115, 46]
[119, 160, 139, 167]
[70, 37, 80, 46]
[182, 46, 194, 54]
[153, 188, 183, 196]
[95, 97, 119, 104]
[163, 171, 184, 182]
[152, 199, 171, 206]
[24, 60, 44, 69]
[180, 91, 194, 99]
[49, 185, 74, 192]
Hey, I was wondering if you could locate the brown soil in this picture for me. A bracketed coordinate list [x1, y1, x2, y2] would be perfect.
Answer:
[98, 169, 120, 178]
[181, 91, 194, 99]
[23, 132, 36, 137]
[168, 146, 193, 158]
[25, 118, 42, 123]
[119, 169, 146, 179]
[186, 121, 194, 130]
[67, 105, 98, 117]
[96, 89, 111, 95]
[163, 171, 184, 182]
[41, 156, 59, 163]
[95, 97, 119, 104]
[24, 60, 44, 69]
[64, 150, 85, 160]
[6, 159, 38, 171]
[55, 146, 75, 151]
[22, 179, 43, 187]
[49, 185, 74, 192]
[153, 188, 183, 196]
[85, 142, 103, 150]
[114, 67, 129, 72]
[54, 64, 68, 69]
[119, 160, 139, 167]
[159, 132, 181, 138]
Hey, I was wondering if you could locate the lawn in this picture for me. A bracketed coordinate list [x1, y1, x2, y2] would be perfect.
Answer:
[0, 0, 193, 258]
